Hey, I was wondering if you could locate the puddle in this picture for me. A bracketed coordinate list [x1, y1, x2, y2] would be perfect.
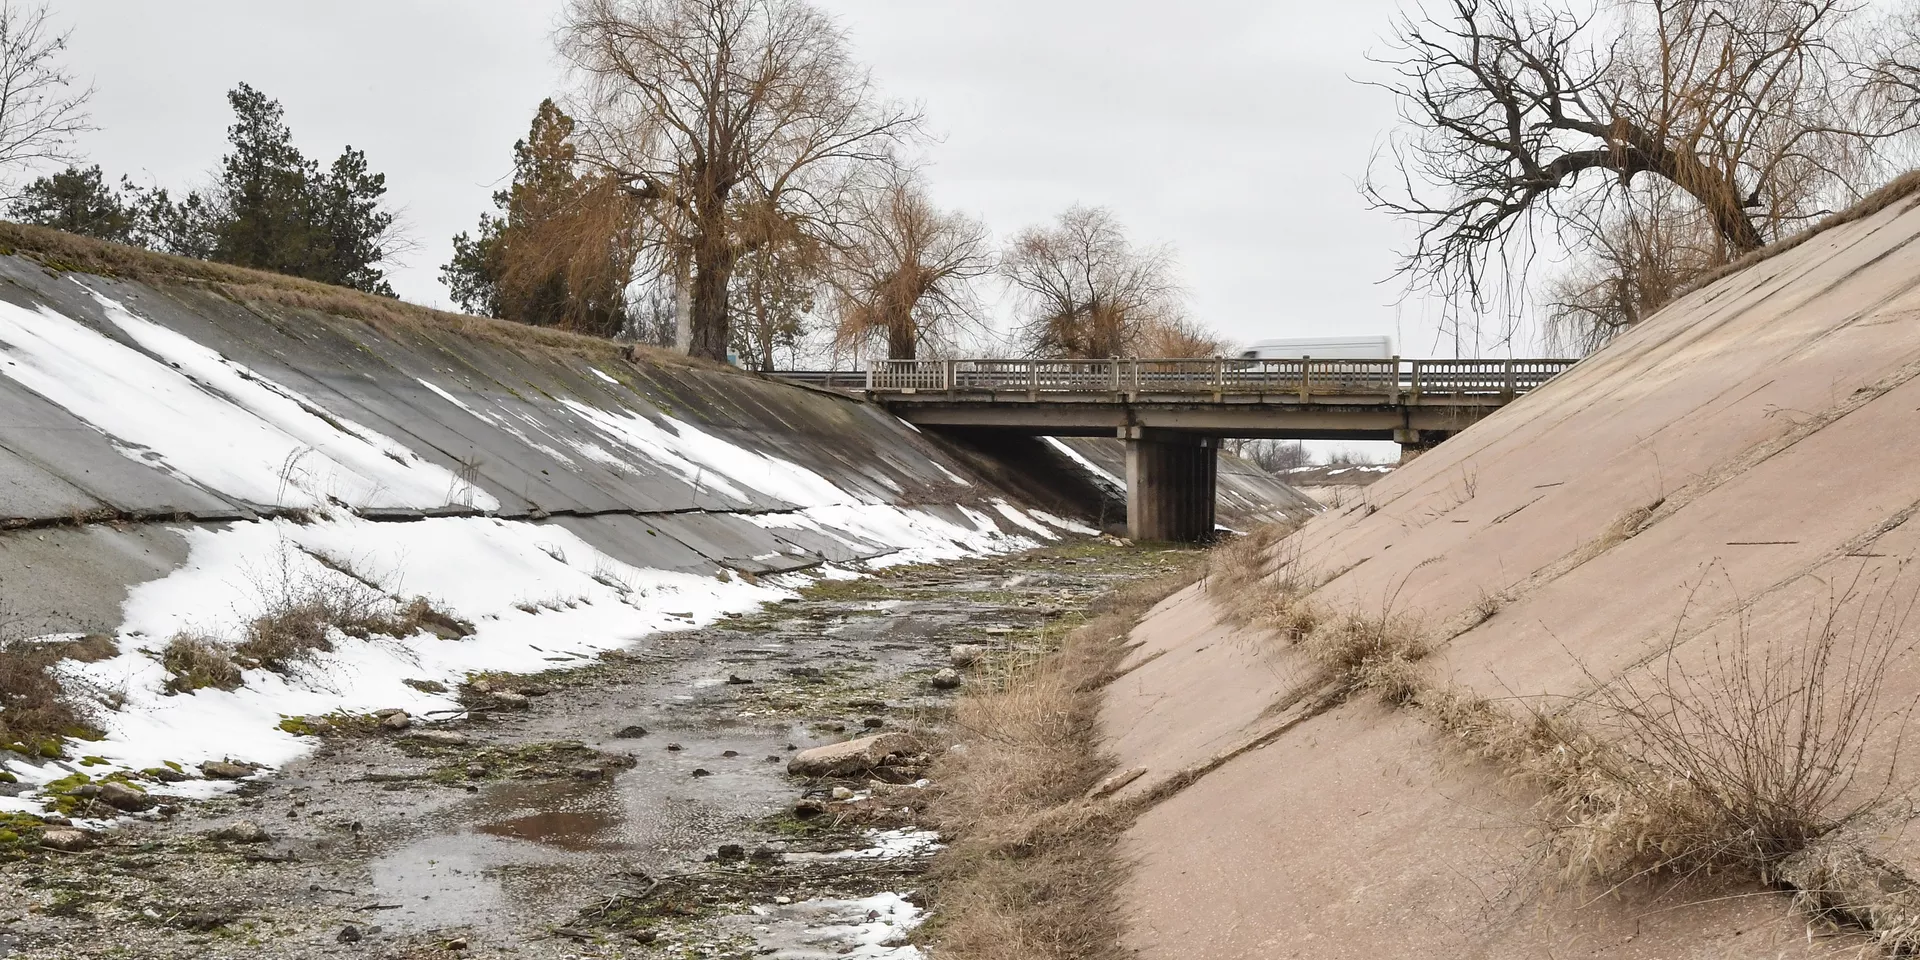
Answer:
[477, 809, 624, 852]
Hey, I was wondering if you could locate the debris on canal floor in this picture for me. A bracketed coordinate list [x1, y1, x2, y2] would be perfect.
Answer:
[0, 542, 1196, 959]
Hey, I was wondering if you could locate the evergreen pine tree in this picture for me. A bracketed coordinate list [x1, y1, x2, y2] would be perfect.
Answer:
[212, 83, 320, 277]
[9, 166, 136, 242]
[442, 99, 638, 334]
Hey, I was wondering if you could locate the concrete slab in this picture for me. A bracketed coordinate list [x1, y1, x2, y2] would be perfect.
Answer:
[641, 513, 826, 574]
[541, 513, 722, 576]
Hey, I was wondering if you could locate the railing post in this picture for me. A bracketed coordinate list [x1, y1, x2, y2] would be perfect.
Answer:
[1390, 355, 1401, 397]
[1410, 360, 1421, 397]
[1214, 356, 1224, 402]
[1503, 359, 1515, 399]
[1299, 356, 1312, 402]
[866, 361, 876, 392]
[1130, 358, 1139, 397]
[1029, 359, 1038, 401]
[944, 359, 955, 394]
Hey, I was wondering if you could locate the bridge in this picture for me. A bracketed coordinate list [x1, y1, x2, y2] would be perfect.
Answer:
[777, 357, 1577, 542]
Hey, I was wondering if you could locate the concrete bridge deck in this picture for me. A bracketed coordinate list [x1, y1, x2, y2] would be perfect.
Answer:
[775, 357, 1579, 541]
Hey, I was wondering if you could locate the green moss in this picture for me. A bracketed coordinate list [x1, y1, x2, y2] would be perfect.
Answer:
[278, 710, 380, 737]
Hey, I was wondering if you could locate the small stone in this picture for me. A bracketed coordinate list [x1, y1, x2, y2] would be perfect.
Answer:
[447, 937, 469, 951]
[930, 668, 963, 690]
[614, 724, 649, 739]
[466, 764, 488, 778]
[862, 717, 885, 729]
[373, 708, 407, 719]
[405, 730, 471, 747]
[379, 712, 412, 732]
[520, 684, 553, 697]
[97, 781, 155, 812]
[725, 674, 754, 685]
[570, 766, 604, 780]
[403, 678, 449, 694]
[200, 760, 256, 780]
[492, 692, 530, 709]
[665, 743, 684, 752]
[764, 755, 782, 763]
[721, 750, 738, 758]
[792, 799, 827, 818]
[749, 845, 780, 863]
[690, 768, 712, 778]
[714, 843, 745, 862]
[788, 733, 922, 778]
[38, 828, 91, 851]
[338, 925, 363, 943]
[830, 786, 854, 801]
[212, 820, 271, 844]
[949, 644, 985, 667]
[147, 766, 190, 783]
[1087, 767, 1149, 799]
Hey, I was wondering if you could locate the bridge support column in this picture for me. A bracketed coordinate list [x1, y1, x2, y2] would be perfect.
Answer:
[1396, 428, 1454, 462]
[1123, 430, 1216, 543]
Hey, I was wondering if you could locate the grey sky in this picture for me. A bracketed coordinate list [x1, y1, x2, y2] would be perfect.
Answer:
[56, 0, 1453, 358]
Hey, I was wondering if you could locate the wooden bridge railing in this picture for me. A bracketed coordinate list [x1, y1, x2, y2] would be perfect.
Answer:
[854, 357, 1578, 399]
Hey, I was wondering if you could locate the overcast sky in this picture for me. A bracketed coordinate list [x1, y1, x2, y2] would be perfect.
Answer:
[55, 0, 1474, 359]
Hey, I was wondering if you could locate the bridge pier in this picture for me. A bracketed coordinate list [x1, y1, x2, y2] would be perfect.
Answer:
[1395, 428, 1455, 462]
[1123, 430, 1217, 543]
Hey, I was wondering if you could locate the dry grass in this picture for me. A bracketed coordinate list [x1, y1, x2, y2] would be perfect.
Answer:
[1683, 169, 1920, 297]
[0, 639, 94, 748]
[1420, 573, 1917, 929]
[0, 221, 729, 370]
[922, 560, 1206, 960]
[233, 551, 472, 674]
[160, 633, 245, 695]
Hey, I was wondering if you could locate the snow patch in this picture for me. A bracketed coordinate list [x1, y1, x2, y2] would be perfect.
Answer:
[0, 287, 493, 510]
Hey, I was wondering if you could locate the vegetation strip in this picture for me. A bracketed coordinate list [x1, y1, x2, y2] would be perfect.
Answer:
[919, 558, 1205, 960]
[1204, 521, 1920, 953]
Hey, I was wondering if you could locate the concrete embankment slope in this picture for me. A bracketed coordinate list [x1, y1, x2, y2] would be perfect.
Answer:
[1105, 178, 1920, 958]
[0, 229, 1214, 804]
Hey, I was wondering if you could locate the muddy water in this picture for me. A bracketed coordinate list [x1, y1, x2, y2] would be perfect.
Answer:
[0, 544, 1193, 959]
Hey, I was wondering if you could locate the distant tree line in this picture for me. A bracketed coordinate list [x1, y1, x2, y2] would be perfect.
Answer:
[11, 83, 403, 295]
[439, 0, 1227, 366]
[5, 0, 1226, 363]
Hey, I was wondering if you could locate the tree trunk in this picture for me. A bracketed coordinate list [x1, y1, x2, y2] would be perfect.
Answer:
[673, 252, 693, 354]
[688, 243, 734, 363]
[887, 314, 917, 360]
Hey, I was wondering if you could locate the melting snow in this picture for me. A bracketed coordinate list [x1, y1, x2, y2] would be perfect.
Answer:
[741, 892, 926, 960]
[1044, 436, 1125, 490]
[0, 286, 494, 510]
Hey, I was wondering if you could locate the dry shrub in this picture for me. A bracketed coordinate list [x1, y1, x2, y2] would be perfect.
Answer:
[1425, 574, 1915, 900]
[161, 634, 245, 695]
[1296, 607, 1431, 705]
[0, 640, 92, 747]
[925, 560, 1205, 960]
[235, 553, 471, 673]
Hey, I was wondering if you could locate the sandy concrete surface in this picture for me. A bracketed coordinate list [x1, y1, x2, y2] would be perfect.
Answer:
[1105, 188, 1920, 956]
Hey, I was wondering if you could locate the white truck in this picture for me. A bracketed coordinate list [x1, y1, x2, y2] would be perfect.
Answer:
[1237, 336, 1395, 360]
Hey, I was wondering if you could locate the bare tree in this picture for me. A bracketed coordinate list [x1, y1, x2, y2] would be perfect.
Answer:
[832, 170, 992, 360]
[1543, 181, 1721, 353]
[560, 0, 920, 362]
[0, 2, 92, 193]
[1000, 205, 1190, 358]
[1367, 0, 1899, 338]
